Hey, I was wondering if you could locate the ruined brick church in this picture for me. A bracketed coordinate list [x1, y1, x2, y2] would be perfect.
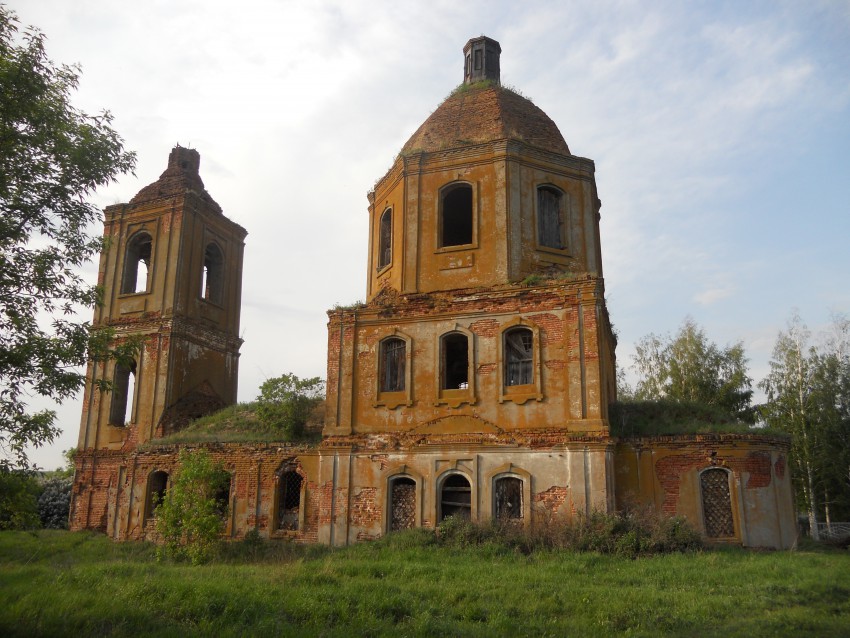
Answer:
[70, 37, 796, 548]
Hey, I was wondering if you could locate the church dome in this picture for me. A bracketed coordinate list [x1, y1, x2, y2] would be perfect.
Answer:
[400, 36, 570, 157]
[401, 84, 570, 156]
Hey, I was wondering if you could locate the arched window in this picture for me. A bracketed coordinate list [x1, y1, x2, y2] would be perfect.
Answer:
[380, 337, 406, 392]
[121, 232, 152, 294]
[109, 359, 137, 426]
[378, 208, 392, 269]
[504, 327, 534, 386]
[145, 470, 168, 521]
[277, 470, 303, 531]
[201, 242, 224, 304]
[441, 332, 469, 390]
[537, 186, 565, 250]
[440, 473, 472, 521]
[440, 184, 473, 247]
[701, 468, 735, 538]
[494, 476, 523, 520]
[388, 476, 416, 531]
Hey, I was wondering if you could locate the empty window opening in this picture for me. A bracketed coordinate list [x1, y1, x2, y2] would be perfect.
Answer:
[146, 471, 168, 520]
[701, 469, 735, 538]
[389, 477, 416, 531]
[378, 208, 392, 269]
[440, 184, 473, 247]
[440, 474, 471, 521]
[474, 49, 482, 70]
[442, 333, 469, 390]
[505, 328, 534, 386]
[109, 360, 137, 426]
[277, 470, 303, 531]
[121, 233, 152, 294]
[213, 473, 232, 519]
[494, 476, 523, 520]
[201, 242, 224, 304]
[380, 338, 406, 392]
[537, 186, 564, 249]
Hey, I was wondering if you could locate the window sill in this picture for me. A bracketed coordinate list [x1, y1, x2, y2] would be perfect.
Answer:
[374, 391, 411, 409]
[436, 388, 475, 408]
[499, 384, 543, 405]
[376, 263, 392, 276]
[535, 244, 572, 259]
[435, 243, 477, 254]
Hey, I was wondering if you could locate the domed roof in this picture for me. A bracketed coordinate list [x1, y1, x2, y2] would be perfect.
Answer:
[400, 83, 571, 157]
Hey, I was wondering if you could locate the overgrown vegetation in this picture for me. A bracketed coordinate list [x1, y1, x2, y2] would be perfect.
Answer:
[154, 449, 231, 564]
[1, 529, 849, 636]
[256, 373, 324, 440]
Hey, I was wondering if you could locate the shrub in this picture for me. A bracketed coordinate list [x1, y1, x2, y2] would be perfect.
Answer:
[256, 373, 324, 439]
[0, 469, 40, 530]
[155, 449, 231, 564]
[37, 477, 71, 529]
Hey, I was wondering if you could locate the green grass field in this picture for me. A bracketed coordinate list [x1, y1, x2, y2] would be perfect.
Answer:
[1, 530, 847, 637]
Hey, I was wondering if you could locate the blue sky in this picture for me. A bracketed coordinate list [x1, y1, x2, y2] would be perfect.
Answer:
[9, 0, 850, 469]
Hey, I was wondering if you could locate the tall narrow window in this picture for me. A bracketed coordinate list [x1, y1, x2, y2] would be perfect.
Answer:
[701, 468, 735, 538]
[201, 242, 224, 304]
[441, 333, 469, 390]
[389, 476, 416, 531]
[109, 360, 137, 426]
[504, 328, 534, 386]
[440, 474, 471, 521]
[494, 477, 523, 520]
[537, 186, 564, 250]
[213, 472, 232, 520]
[380, 338, 406, 392]
[121, 233, 152, 294]
[440, 184, 473, 247]
[277, 471, 303, 531]
[145, 471, 169, 521]
[378, 208, 392, 269]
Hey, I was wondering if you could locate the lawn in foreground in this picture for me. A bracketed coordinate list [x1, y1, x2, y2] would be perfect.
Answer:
[0, 530, 847, 637]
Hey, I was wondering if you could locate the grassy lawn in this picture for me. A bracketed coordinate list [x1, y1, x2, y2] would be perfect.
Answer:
[0, 530, 848, 637]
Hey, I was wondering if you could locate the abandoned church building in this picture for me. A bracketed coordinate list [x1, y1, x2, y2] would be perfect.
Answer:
[70, 37, 796, 549]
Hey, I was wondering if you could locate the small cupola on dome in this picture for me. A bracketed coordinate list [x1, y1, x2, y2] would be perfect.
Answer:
[463, 36, 501, 85]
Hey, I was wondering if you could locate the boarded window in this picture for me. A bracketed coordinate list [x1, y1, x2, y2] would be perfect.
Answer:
[278, 471, 303, 531]
[380, 338, 406, 392]
[440, 184, 473, 247]
[109, 360, 137, 426]
[537, 186, 564, 249]
[378, 208, 392, 269]
[440, 474, 471, 521]
[505, 328, 533, 386]
[146, 470, 168, 520]
[389, 477, 416, 531]
[701, 469, 734, 538]
[202, 242, 224, 304]
[121, 233, 152, 294]
[441, 333, 469, 390]
[494, 476, 523, 520]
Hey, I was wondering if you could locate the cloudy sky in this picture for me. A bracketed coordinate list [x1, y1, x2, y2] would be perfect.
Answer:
[10, 0, 850, 469]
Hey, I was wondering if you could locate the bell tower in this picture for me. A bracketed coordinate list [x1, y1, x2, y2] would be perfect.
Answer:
[77, 146, 247, 451]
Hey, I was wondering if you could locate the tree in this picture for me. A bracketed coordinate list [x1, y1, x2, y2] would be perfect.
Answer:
[256, 373, 324, 439]
[631, 318, 754, 421]
[37, 475, 71, 529]
[0, 468, 40, 530]
[0, 8, 136, 469]
[155, 449, 231, 564]
[760, 313, 850, 538]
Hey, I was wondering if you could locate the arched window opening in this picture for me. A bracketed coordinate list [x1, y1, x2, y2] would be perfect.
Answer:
[701, 468, 734, 538]
[440, 184, 473, 247]
[441, 333, 469, 390]
[201, 242, 224, 304]
[440, 474, 471, 521]
[277, 470, 303, 531]
[121, 233, 152, 294]
[146, 471, 168, 520]
[505, 327, 534, 386]
[109, 359, 137, 426]
[494, 476, 523, 520]
[389, 476, 416, 531]
[378, 208, 392, 269]
[537, 186, 564, 250]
